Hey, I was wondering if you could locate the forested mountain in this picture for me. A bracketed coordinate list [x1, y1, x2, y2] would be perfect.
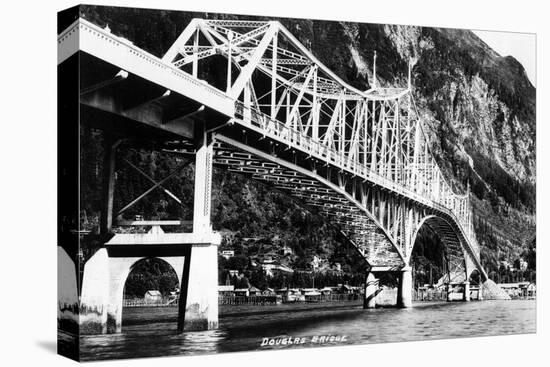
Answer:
[72, 5, 536, 284]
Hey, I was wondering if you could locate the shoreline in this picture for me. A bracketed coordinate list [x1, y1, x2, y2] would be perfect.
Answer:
[220, 299, 364, 318]
[94, 298, 536, 330]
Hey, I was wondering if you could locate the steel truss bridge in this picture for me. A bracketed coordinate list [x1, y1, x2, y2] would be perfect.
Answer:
[59, 17, 488, 300]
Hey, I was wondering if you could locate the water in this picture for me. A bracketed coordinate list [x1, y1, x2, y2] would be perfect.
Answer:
[76, 300, 535, 361]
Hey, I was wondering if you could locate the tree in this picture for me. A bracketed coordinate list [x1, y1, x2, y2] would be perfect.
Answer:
[235, 276, 249, 289]
[249, 269, 268, 290]
[124, 258, 178, 298]
[226, 255, 248, 272]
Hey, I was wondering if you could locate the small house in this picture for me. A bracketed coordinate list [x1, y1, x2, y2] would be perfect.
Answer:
[339, 284, 353, 294]
[285, 289, 305, 302]
[234, 288, 249, 297]
[144, 290, 162, 303]
[275, 288, 290, 296]
[262, 288, 276, 296]
[526, 283, 536, 298]
[221, 250, 235, 260]
[304, 290, 321, 302]
[249, 286, 262, 296]
[218, 285, 235, 297]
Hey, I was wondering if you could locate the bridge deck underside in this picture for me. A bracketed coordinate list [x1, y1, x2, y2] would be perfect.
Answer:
[213, 139, 404, 268]
[423, 217, 468, 283]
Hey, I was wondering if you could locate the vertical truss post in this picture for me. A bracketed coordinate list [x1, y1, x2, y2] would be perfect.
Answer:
[405, 95, 412, 186]
[408, 58, 412, 91]
[371, 99, 377, 173]
[363, 100, 368, 166]
[193, 122, 214, 232]
[286, 92, 290, 123]
[463, 251, 469, 282]
[312, 66, 319, 141]
[446, 252, 452, 301]
[339, 93, 346, 162]
[423, 143, 429, 196]
[395, 99, 403, 184]
[244, 81, 251, 123]
[406, 205, 414, 257]
[411, 119, 421, 192]
[100, 136, 121, 234]
[380, 104, 388, 177]
[379, 191, 385, 224]
[226, 31, 233, 92]
[193, 28, 199, 78]
[360, 183, 367, 207]
[270, 31, 278, 120]
[372, 51, 377, 89]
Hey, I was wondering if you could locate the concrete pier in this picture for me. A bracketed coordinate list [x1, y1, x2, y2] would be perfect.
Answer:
[177, 124, 219, 331]
[79, 246, 187, 334]
[478, 284, 483, 300]
[463, 281, 470, 302]
[180, 242, 219, 330]
[79, 229, 221, 334]
[397, 266, 412, 308]
[363, 272, 378, 309]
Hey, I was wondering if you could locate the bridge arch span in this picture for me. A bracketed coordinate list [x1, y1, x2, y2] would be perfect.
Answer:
[212, 135, 407, 269]
[126, 256, 185, 288]
[410, 214, 478, 285]
[124, 256, 182, 298]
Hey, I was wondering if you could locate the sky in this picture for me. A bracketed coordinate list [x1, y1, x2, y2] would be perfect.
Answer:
[472, 30, 536, 87]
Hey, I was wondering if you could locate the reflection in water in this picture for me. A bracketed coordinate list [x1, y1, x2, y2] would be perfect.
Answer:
[77, 300, 535, 361]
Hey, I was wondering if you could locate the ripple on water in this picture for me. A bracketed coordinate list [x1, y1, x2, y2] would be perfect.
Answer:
[76, 300, 535, 361]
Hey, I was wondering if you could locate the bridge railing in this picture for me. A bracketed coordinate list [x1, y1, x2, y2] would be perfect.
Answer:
[236, 102, 427, 196]
[235, 101, 469, 215]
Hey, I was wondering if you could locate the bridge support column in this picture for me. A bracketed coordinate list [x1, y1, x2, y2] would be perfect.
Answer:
[363, 272, 378, 309]
[100, 135, 121, 234]
[463, 281, 470, 302]
[79, 249, 137, 334]
[177, 125, 219, 332]
[447, 283, 455, 302]
[192, 123, 213, 232]
[397, 266, 412, 308]
[179, 241, 219, 331]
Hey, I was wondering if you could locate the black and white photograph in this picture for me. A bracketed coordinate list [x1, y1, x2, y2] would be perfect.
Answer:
[54, 3, 540, 362]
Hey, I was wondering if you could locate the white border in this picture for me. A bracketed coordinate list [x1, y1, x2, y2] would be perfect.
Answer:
[1, 0, 546, 366]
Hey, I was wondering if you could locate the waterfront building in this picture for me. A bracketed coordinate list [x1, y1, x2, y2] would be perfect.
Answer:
[144, 290, 162, 303]
[218, 285, 235, 297]
[221, 250, 235, 260]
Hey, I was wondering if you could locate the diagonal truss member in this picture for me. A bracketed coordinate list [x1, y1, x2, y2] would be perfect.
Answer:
[116, 159, 192, 217]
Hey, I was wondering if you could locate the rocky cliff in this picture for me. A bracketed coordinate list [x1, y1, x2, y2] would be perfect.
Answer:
[73, 6, 536, 278]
